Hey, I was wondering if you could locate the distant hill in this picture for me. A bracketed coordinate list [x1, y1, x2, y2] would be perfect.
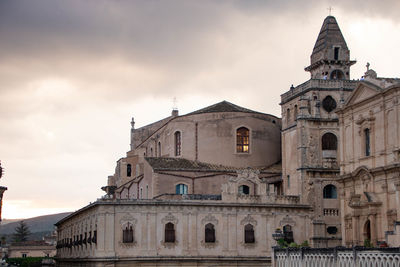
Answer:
[0, 212, 72, 242]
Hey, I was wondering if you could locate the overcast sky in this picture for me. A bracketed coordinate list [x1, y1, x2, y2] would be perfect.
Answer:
[1, 0, 399, 219]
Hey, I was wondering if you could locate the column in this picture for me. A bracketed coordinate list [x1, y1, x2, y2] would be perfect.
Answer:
[395, 183, 400, 221]
[370, 214, 377, 246]
[352, 216, 358, 246]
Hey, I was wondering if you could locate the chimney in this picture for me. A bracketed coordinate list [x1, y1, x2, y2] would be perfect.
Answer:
[171, 109, 179, 117]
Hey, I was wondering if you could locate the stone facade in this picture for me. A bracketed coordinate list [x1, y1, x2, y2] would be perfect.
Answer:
[56, 15, 400, 267]
[338, 79, 400, 247]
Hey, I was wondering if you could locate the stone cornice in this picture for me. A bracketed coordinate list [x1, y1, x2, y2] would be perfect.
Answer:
[56, 199, 312, 226]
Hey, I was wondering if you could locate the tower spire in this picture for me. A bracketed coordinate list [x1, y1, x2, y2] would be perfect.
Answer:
[305, 16, 356, 80]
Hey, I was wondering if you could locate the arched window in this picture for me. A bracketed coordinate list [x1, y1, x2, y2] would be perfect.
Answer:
[150, 147, 153, 157]
[286, 108, 291, 124]
[165, 222, 175, 243]
[140, 187, 143, 199]
[122, 225, 133, 243]
[323, 184, 337, 199]
[205, 223, 215, 243]
[174, 131, 181, 156]
[146, 185, 149, 199]
[176, 184, 188, 195]
[236, 127, 249, 153]
[294, 105, 298, 120]
[127, 164, 132, 177]
[244, 224, 255, 243]
[330, 69, 344, 80]
[158, 142, 161, 157]
[365, 128, 370, 156]
[238, 185, 250, 195]
[283, 225, 294, 243]
[322, 133, 337, 150]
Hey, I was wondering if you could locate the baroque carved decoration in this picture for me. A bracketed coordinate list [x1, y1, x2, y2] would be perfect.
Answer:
[161, 213, 178, 225]
[201, 214, 218, 225]
[240, 214, 257, 226]
[279, 215, 296, 227]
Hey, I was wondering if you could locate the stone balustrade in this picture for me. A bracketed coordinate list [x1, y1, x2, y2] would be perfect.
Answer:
[273, 247, 400, 267]
[281, 79, 357, 104]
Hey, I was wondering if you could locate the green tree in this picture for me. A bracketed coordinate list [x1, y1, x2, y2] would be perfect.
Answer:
[13, 221, 31, 242]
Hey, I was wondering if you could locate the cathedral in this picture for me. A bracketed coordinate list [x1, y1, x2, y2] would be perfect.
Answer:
[55, 15, 400, 266]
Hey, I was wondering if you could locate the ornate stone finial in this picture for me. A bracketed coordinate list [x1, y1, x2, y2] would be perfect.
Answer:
[130, 117, 135, 129]
[366, 62, 370, 71]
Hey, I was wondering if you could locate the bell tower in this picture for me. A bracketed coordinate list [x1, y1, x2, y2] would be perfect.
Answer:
[305, 16, 356, 80]
[281, 16, 358, 248]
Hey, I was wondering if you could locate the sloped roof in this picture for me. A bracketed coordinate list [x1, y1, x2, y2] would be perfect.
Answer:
[187, 101, 262, 116]
[260, 161, 282, 174]
[145, 157, 238, 172]
[312, 16, 348, 57]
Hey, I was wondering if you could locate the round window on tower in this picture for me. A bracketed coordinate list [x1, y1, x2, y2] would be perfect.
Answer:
[322, 96, 337, 113]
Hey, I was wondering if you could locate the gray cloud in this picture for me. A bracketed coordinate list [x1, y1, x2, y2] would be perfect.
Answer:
[1, 0, 399, 218]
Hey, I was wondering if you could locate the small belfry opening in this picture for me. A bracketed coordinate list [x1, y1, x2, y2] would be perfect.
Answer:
[236, 127, 249, 153]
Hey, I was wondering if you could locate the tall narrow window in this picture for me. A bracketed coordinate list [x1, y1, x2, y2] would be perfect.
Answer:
[294, 105, 298, 120]
[283, 225, 294, 243]
[175, 131, 181, 156]
[176, 184, 188, 195]
[165, 223, 175, 243]
[236, 127, 249, 153]
[140, 188, 143, 199]
[127, 164, 132, 177]
[286, 108, 291, 124]
[244, 224, 255, 243]
[334, 47, 340, 60]
[287, 175, 290, 189]
[205, 223, 215, 243]
[238, 185, 250, 195]
[365, 128, 370, 156]
[150, 147, 153, 157]
[158, 142, 161, 157]
[146, 185, 149, 199]
[122, 225, 133, 243]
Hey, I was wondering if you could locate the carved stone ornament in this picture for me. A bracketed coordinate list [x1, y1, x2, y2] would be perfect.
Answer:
[201, 214, 219, 225]
[279, 215, 296, 227]
[234, 169, 260, 182]
[161, 213, 178, 225]
[120, 215, 137, 227]
[240, 214, 257, 226]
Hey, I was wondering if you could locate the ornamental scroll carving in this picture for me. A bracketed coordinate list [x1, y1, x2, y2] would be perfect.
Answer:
[161, 213, 178, 225]
[201, 214, 218, 225]
[240, 214, 257, 226]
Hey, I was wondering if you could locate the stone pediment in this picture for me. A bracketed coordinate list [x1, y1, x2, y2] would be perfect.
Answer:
[344, 82, 381, 107]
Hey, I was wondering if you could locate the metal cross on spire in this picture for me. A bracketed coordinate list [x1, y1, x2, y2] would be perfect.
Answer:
[172, 97, 178, 111]
[327, 6, 333, 16]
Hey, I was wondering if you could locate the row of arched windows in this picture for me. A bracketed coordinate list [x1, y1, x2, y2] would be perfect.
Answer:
[122, 222, 256, 244]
